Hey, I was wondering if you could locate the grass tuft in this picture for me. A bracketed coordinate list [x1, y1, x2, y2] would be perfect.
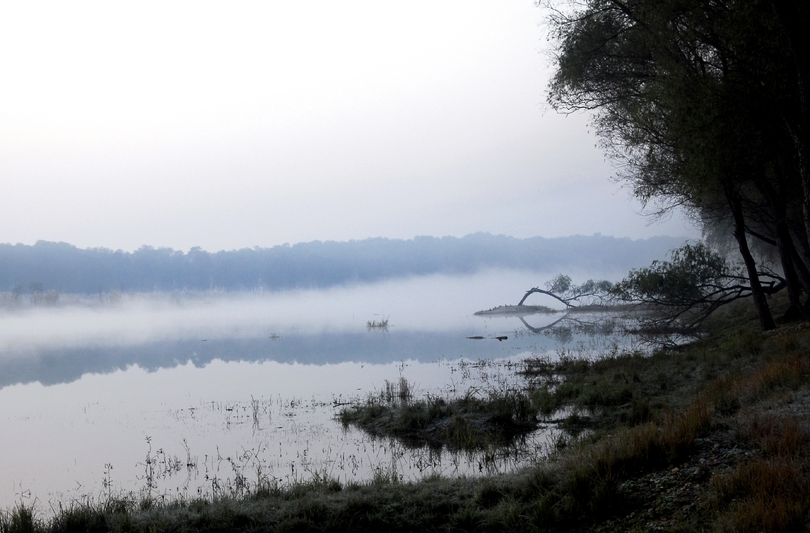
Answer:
[1, 505, 37, 533]
[339, 380, 539, 451]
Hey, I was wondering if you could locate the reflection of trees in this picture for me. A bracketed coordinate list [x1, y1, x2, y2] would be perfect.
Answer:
[517, 312, 618, 344]
[519, 269, 723, 345]
[513, 275, 630, 345]
[518, 311, 694, 346]
[0, 329, 538, 391]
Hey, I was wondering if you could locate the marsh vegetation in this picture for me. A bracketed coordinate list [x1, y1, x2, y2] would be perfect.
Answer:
[1, 270, 613, 511]
[3, 295, 810, 532]
[339, 376, 539, 451]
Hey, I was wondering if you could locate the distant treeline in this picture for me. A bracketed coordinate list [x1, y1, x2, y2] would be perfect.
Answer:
[0, 233, 685, 294]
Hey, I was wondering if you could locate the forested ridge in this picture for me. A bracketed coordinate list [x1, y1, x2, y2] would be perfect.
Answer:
[0, 233, 682, 294]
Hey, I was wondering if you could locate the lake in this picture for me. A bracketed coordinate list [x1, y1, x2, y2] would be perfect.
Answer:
[0, 269, 627, 510]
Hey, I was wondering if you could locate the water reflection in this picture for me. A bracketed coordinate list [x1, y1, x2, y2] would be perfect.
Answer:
[0, 328, 560, 390]
[0, 311, 629, 392]
[0, 270, 635, 510]
[0, 356, 559, 509]
[518, 311, 620, 344]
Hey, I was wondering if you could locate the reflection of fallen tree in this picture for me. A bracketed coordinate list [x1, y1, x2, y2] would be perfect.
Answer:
[504, 275, 626, 343]
[518, 312, 619, 344]
[515, 309, 695, 347]
[518, 313, 615, 335]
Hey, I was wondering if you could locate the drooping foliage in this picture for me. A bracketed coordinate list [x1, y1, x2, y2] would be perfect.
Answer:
[611, 242, 784, 329]
[546, 0, 810, 329]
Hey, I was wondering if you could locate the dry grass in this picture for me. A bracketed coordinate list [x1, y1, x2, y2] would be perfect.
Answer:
[710, 413, 810, 532]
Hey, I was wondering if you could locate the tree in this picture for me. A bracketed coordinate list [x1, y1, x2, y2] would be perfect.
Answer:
[545, 0, 810, 329]
[518, 274, 613, 308]
[522, 243, 785, 334]
[610, 242, 784, 330]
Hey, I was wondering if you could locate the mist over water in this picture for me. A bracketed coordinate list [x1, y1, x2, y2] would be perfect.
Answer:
[1, 269, 564, 350]
[0, 269, 622, 510]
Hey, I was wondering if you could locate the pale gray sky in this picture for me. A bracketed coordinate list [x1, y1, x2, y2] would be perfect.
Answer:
[0, 0, 696, 252]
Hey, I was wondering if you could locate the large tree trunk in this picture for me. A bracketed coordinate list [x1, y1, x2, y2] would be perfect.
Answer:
[775, 219, 807, 320]
[772, 0, 810, 263]
[790, 137, 810, 268]
[729, 189, 776, 330]
[789, 245, 810, 311]
[760, 180, 807, 320]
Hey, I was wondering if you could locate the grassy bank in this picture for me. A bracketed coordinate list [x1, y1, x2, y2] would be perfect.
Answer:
[4, 303, 810, 532]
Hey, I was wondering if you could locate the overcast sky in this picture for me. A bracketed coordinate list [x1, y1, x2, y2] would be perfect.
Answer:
[0, 0, 696, 252]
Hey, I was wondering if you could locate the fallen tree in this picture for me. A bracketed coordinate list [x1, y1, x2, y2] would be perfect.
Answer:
[518, 275, 613, 308]
[522, 243, 787, 334]
[610, 243, 785, 331]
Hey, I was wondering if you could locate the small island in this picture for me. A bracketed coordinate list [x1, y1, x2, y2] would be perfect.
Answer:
[473, 304, 556, 317]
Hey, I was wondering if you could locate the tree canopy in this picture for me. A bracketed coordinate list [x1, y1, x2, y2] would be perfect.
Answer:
[546, 0, 810, 329]
[611, 242, 784, 329]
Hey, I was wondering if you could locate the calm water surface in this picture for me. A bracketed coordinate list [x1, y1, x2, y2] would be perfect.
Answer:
[0, 270, 624, 510]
